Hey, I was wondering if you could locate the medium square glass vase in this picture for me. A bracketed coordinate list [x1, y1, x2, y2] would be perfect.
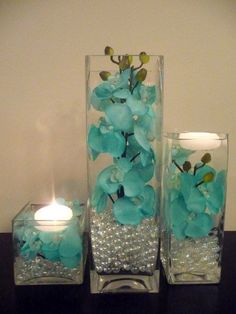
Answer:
[86, 54, 163, 293]
[161, 132, 228, 284]
[13, 201, 87, 285]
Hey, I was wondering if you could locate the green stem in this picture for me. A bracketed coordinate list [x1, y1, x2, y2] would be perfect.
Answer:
[130, 152, 140, 162]
[133, 62, 143, 71]
[131, 81, 139, 94]
[108, 194, 115, 203]
[194, 163, 205, 175]
[110, 56, 119, 65]
[172, 160, 184, 173]
[195, 180, 204, 188]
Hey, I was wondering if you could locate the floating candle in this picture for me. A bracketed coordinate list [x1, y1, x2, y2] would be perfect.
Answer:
[34, 202, 73, 232]
[179, 132, 221, 150]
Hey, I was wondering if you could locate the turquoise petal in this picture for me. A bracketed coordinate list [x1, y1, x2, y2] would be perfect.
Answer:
[105, 104, 133, 132]
[39, 232, 57, 244]
[41, 244, 60, 261]
[94, 82, 113, 99]
[88, 125, 104, 152]
[185, 213, 213, 238]
[134, 124, 150, 151]
[116, 158, 133, 173]
[206, 170, 226, 214]
[180, 173, 206, 213]
[113, 88, 130, 99]
[136, 112, 155, 141]
[172, 146, 195, 164]
[91, 90, 111, 111]
[97, 166, 120, 194]
[72, 200, 83, 216]
[119, 68, 131, 88]
[140, 85, 156, 105]
[126, 135, 141, 159]
[91, 186, 107, 213]
[59, 226, 82, 258]
[60, 254, 81, 268]
[139, 185, 155, 217]
[140, 149, 154, 167]
[134, 162, 154, 182]
[112, 197, 143, 225]
[126, 95, 148, 116]
[96, 192, 108, 213]
[123, 169, 145, 197]
[102, 131, 125, 157]
[180, 173, 197, 200]
[170, 189, 180, 202]
[170, 197, 189, 226]
[186, 188, 206, 213]
[173, 222, 188, 240]
[195, 165, 216, 183]
[89, 147, 100, 160]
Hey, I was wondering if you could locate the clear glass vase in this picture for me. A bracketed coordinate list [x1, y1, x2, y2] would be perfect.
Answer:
[161, 132, 228, 284]
[86, 54, 163, 293]
[13, 200, 87, 285]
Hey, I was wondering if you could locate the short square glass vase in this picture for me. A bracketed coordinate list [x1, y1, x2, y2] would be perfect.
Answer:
[13, 201, 87, 285]
[161, 132, 228, 284]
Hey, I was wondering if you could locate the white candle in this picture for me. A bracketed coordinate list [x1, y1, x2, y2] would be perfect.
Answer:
[34, 201, 73, 232]
[179, 132, 221, 150]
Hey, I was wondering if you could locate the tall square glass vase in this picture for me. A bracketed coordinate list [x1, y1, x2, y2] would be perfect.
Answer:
[161, 132, 228, 284]
[86, 54, 163, 293]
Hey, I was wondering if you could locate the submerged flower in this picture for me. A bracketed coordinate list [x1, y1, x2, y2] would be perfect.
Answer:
[170, 196, 213, 239]
[88, 124, 126, 159]
[112, 185, 156, 225]
[169, 165, 226, 239]
[105, 103, 133, 132]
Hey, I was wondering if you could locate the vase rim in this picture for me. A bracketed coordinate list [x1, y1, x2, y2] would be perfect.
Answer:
[85, 54, 164, 58]
[164, 131, 228, 141]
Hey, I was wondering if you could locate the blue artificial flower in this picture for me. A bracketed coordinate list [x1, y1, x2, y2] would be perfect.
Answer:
[126, 94, 148, 116]
[138, 185, 156, 217]
[134, 124, 151, 151]
[126, 135, 155, 167]
[180, 173, 206, 213]
[90, 89, 112, 111]
[94, 82, 114, 100]
[59, 223, 82, 268]
[134, 107, 156, 144]
[169, 165, 226, 239]
[91, 186, 108, 213]
[200, 170, 226, 214]
[112, 197, 143, 225]
[105, 103, 133, 132]
[171, 145, 195, 165]
[97, 165, 121, 194]
[122, 168, 145, 197]
[170, 196, 213, 239]
[88, 124, 126, 159]
[139, 85, 157, 106]
[112, 185, 156, 225]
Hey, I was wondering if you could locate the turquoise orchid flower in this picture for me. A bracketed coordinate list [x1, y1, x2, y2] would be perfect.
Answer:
[171, 145, 195, 165]
[169, 163, 226, 239]
[92, 158, 150, 214]
[88, 50, 159, 226]
[199, 170, 226, 214]
[90, 69, 132, 112]
[88, 124, 126, 159]
[112, 185, 156, 225]
[105, 103, 133, 132]
[170, 196, 213, 239]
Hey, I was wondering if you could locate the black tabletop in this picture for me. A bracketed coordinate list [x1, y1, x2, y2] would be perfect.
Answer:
[0, 232, 236, 314]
